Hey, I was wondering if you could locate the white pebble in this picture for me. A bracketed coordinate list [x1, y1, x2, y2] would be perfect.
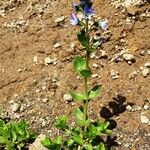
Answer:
[142, 68, 150, 77]
[33, 56, 38, 63]
[141, 115, 149, 124]
[63, 94, 72, 102]
[143, 105, 149, 110]
[45, 57, 53, 65]
[54, 43, 61, 48]
[123, 53, 135, 61]
[11, 103, 20, 112]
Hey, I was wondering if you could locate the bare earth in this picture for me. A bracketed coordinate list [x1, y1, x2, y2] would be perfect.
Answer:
[0, 0, 150, 150]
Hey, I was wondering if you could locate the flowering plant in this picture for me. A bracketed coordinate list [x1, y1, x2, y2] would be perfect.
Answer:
[42, 0, 111, 149]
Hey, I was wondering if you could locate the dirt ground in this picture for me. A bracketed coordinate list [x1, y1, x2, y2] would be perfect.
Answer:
[0, 0, 150, 150]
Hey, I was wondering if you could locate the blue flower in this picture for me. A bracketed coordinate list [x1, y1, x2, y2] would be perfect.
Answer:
[81, 0, 92, 5]
[99, 20, 108, 31]
[70, 13, 79, 25]
[84, 5, 94, 17]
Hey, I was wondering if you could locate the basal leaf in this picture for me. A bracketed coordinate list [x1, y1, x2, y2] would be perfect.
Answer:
[96, 142, 106, 150]
[41, 136, 52, 149]
[85, 144, 93, 150]
[72, 134, 84, 145]
[55, 115, 68, 130]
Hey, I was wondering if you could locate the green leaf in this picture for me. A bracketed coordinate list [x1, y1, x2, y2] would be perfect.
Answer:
[72, 134, 84, 145]
[54, 136, 62, 145]
[77, 32, 89, 49]
[88, 85, 100, 99]
[0, 136, 7, 144]
[80, 69, 92, 78]
[74, 108, 84, 126]
[86, 124, 101, 139]
[55, 115, 68, 130]
[96, 142, 106, 150]
[73, 56, 86, 73]
[74, 108, 90, 126]
[97, 121, 111, 134]
[70, 91, 85, 101]
[41, 136, 52, 149]
[85, 144, 93, 150]
[66, 139, 74, 147]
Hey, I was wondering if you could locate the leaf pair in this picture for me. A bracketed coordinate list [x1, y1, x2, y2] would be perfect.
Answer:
[70, 85, 100, 102]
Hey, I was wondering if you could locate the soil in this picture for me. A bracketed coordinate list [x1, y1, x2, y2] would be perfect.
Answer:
[0, 0, 150, 150]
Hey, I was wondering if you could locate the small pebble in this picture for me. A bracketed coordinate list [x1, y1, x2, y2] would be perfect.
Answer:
[90, 53, 96, 59]
[54, 43, 61, 48]
[126, 105, 132, 111]
[11, 103, 20, 112]
[143, 105, 149, 110]
[123, 53, 135, 62]
[55, 16, 65, 23]
[63, 94, 72, 102]
[141, 115, 149, 124]
[110, 70, 119, 80]
[45, 57, 53, 65]
[93, 63, 99, 68]
[42, 98, 49, 103]
[92, 74, 99, 78]
[142, 68, 150, 77]
[33, 56, 38, 63]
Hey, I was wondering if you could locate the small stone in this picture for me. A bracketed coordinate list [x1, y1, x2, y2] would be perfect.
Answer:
[140, 51, 145, 56]
[90, 53, 96, 59]
[110, 70, 119, 80]
[92, 74, 99, 78]
[100, 50, 107, 58]
[93, 63, 99, 68]
[141, 115, 149, 124]
[11, 103, 20, 112]
[17, 68, 22, 73]
[20, 105, 26, 112]
[142, 68, 150, 77]
[126, 105, 132, 111]
[54, 43, 61, 48]
[33, 56, 38, 63]
[143, 105, 149, 110]
[63, 94, 72, 102]
[42, 98, 49, 103]
[129, 71, 138, 79]
[147, 50, 150, 55]
[54, 16, 65, 23]
[144, 63, 150, 68]
[123, 53, 135, 62]
[45, 57, 53, 65]
[70, 42, 75, 50]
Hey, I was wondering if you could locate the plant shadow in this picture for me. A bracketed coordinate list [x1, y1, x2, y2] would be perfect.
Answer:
[99, 94, 135, 149]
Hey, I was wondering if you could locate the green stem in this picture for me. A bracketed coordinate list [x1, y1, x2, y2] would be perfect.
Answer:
[83, 18, 90, 127]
